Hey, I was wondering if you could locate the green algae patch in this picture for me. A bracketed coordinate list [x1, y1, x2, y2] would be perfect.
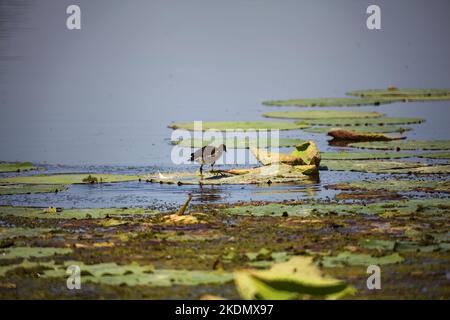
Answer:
[0, 227, 53, 240]
[321, 152, 411, 160]
[262, 97, 393, 107]
[347, 88, 450, 101]
[328, 180, 450, 193]
[0, 184, 68, 195]
[0, 247, 72, 260]
[0, 162, 38, 173]
[348, 140, 450, 151]
[262, 110, 383, 120]
[172, 137, 304, 149]
[0, 173, 140, 185]
[296, 117, 425, 126]
[321, 252, 404, 268]
[234, 256, 355, 300]
[224, 199, 449, 217]
[41, 261, 233, 287]
[0, 206, 159, 219]
[168, 121, 309, 131]
[303, 125, 412, 134]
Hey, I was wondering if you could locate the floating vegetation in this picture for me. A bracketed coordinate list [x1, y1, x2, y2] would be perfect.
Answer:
[303, 125, 412, 134]
[0, 173, 140, 185]
[234, 257, 355, 300]
[347, 88, 450, 101]
[0, 206, 159, 219]
[262, 110, 383, 120]
[321, 152, 411, 160]
[0, 184, 68, 195]
[0, 227, 52, 240]
[168, 121, 309, 131]
[224, 199, 449, 217]
[417, 152, 450, 159]
[321, 252, 404, 268]
[172, 137, 304, 149]
[296, 117, 425, 126]
[348, 140, 450, 151]
[321, 160, 423, 173]
[328, 180, 450, 193]
[0, 162, 38, 173]
[327, 129, 405, 142]
[262, 97, 394, 107]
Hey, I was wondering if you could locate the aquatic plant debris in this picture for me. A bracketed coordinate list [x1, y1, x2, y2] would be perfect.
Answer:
[327, 180, 450, 193]
[321, 252, 404, 268]
[172, 137, 304, 149]
[262, 97, 395, 107]
[234, 256, 355, 300]
[0, 247, 72, 260]
[327, 129, 405, 142]
[347, 88, 450, 101]
[0, 184, 68, 195]
[168, 121, 309, 131]
[321, 160, 450, 174]
[262, 110, 383, 119]
[321, 152, 411, 160]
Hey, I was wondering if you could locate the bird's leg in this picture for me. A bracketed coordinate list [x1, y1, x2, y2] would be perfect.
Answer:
[199, 164, 203, 176]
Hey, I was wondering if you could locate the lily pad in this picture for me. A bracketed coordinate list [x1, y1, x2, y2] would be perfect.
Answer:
[321, 160, 422, 173]
[262, 110, 383, 120]
[296, 117, 425, 126]
[0, 162, 38, 173]
[359, 239, 396, 251]
[321, 252, 404, 268]
[0, 247, 72, 260]
[417, 152, 450, 159]
[0, 184, 68, 195]
[303, 125, 412, 134]
[0, 174, 140, 185]
[348, 140, 450, 151]
[172, 137, 304, 149]
[321, 152, 411, 160]
[168, 121, 309, 131]
[224, 199, 449, 217]
[0, 206, 159, 219]
[328, 180, 450, 193]
[347, 88, 450, 101]
[262, 97, 394, 107]
[41, 261, 233, 287]
[234, 256, 355, 300]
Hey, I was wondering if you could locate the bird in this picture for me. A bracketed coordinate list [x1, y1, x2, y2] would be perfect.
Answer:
[189, 144, 227, 175]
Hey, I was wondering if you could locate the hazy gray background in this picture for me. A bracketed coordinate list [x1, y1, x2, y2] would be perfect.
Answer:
[1, 0, 450, 165]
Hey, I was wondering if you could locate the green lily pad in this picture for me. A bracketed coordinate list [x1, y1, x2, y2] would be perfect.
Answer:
[0, 206, 159, 219]
[0, 260, 57, 277]
[168, 121, 309, 131]
[296, 117, 425, 126]
[347, 88, 450, 100]
[359, 239, 396, 251]
[41, 261, 233, 287]
[303, 125, 412, 134]
[262, 97, 394, 107]
[321, 252, 404, 268]
[0, 162, 38, 173]
[0, 247, 72, 260]
[321, 160, 422, 173]
[262, 110, 383, 120]
[328, 180, 450, 193]
[0, 184, 68, 195]
[321, 152, 411, 160]
[0, 174, 140, 185]
[172, 137, 305, 149]
[234, 256, 355, 300]
[224, 199, 449, 217]
[348, 140, 450, 151]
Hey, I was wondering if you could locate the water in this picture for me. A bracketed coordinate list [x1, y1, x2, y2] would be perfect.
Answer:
[0, 1, 449, 208]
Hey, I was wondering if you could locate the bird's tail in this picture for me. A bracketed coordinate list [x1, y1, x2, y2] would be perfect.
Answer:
[189, 152, 195, 162]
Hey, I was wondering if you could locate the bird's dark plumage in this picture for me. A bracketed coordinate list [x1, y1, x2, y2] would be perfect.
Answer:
[189, 144, 227, 174]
